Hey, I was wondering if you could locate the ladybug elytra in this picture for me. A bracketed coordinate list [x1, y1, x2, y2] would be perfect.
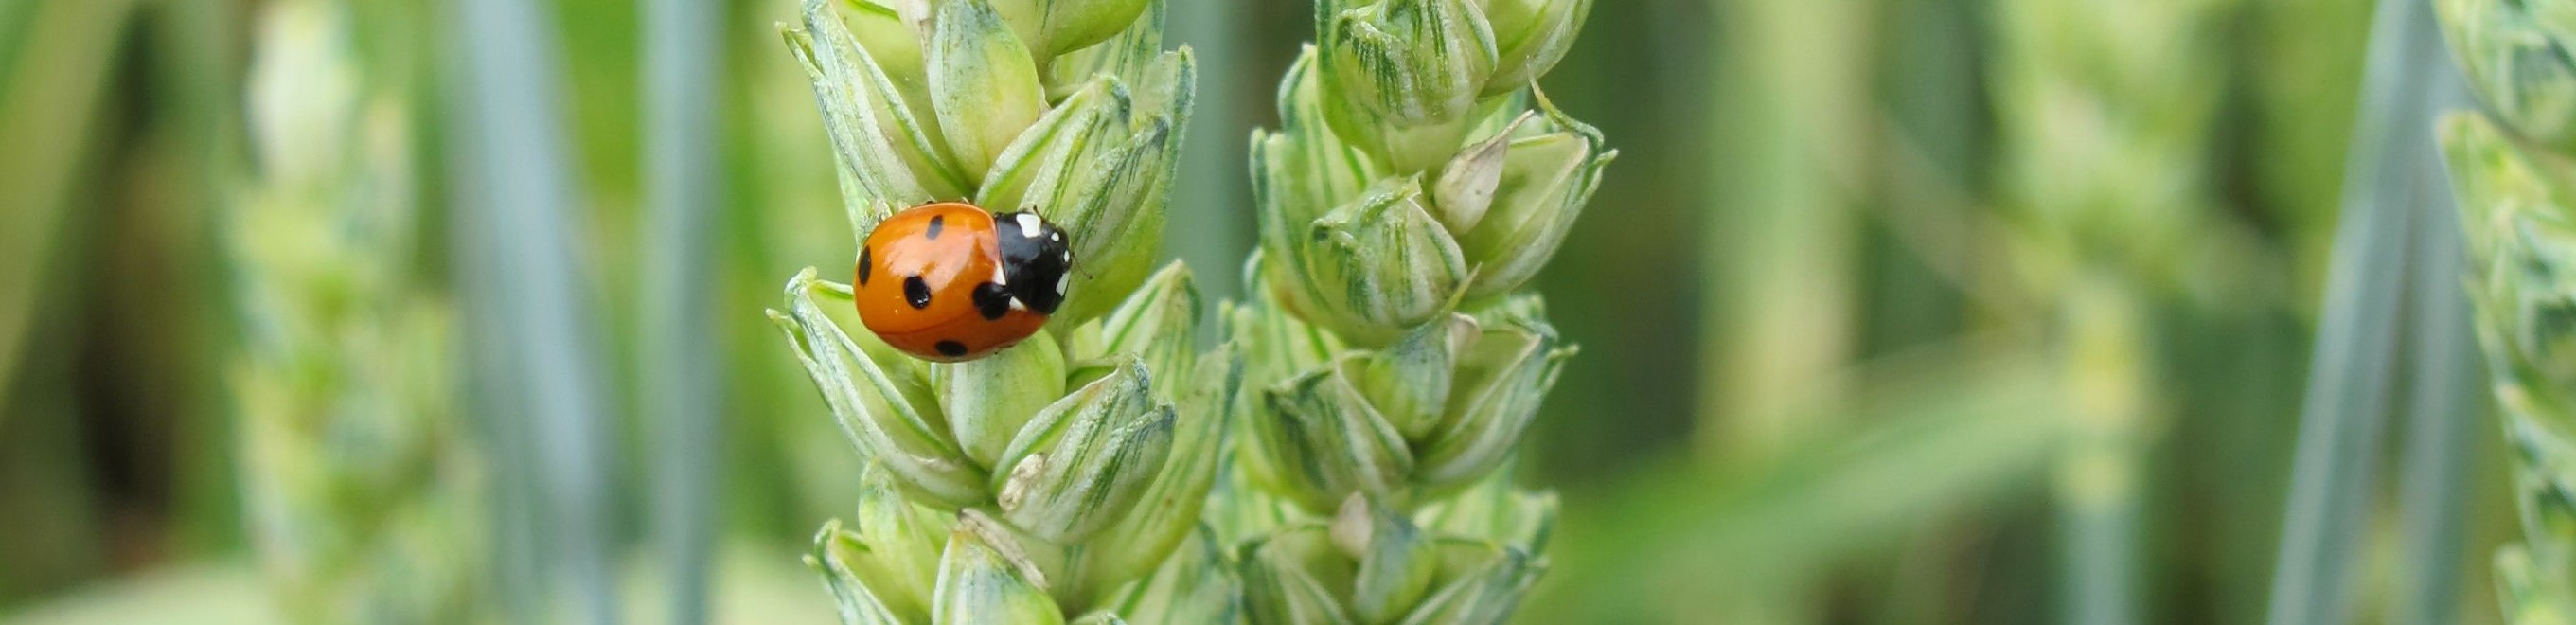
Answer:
[854, 202, 1073, 362]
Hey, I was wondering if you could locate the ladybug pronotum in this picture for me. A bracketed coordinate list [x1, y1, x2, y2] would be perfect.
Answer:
[854, 202, 1072, 362]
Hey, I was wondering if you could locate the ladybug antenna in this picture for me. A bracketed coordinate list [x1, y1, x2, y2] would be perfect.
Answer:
[1067, 237, 1095, 282]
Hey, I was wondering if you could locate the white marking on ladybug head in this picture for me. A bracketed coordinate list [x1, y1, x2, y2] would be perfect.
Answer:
[1009, 297, 1028, 312]
[1017, 213, 1042, 237]
[1055, 272, 1069, 295]
[991, 265, 1008, 286]
[1049, 231, 1063, 242]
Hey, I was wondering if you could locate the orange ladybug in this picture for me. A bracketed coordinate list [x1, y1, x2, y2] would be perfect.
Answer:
[854, 202, 1072, 362]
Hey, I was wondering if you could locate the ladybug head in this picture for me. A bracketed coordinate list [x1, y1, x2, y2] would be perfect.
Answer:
[993, 211, 1072, 315]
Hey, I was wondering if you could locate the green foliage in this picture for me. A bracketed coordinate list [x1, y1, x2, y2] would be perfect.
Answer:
[0, 0, 2434, 622]
[1523, 356, 2070, 621]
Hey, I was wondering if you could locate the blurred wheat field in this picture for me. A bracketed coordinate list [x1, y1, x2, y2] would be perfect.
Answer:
[0, 0, 2526, 623]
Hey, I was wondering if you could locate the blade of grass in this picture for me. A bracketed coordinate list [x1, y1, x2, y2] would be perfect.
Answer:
[1166, 0, 1252, 305]
[0, 0, 138, 422]
[642, 0, 724, 621]
[145, 0, 248, 557]
[2265, 0, 2454, 622]
[2391, 174, 2482, 625]
[2058, 281, 2148, 625]
[447, 0, 622, 621]
[1698, 0, 1873, 462]
[2391, 62, 2481, 625]
[1528, 346, 2069, 622]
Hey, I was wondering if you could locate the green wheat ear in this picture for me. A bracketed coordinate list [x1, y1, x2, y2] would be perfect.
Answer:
[1227, 0, 1605, 621]
[773, 0, 1244, 621]
[2436, 0, 2576, 619]
[2440, 110, 2576, 621]
[230, 1, 490, 622]
[1986, 0, 2231, 621]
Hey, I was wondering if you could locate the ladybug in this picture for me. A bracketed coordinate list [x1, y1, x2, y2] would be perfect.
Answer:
[854, 202, 1073, 362]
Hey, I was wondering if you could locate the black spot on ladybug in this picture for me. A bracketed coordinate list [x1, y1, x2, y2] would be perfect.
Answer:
[925, 215, 945, 240]
[971, 282, 1013, 320]
[935, 340, 968, 358]
[904, 276, 933, 309]
[857, 246, 873, 285]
